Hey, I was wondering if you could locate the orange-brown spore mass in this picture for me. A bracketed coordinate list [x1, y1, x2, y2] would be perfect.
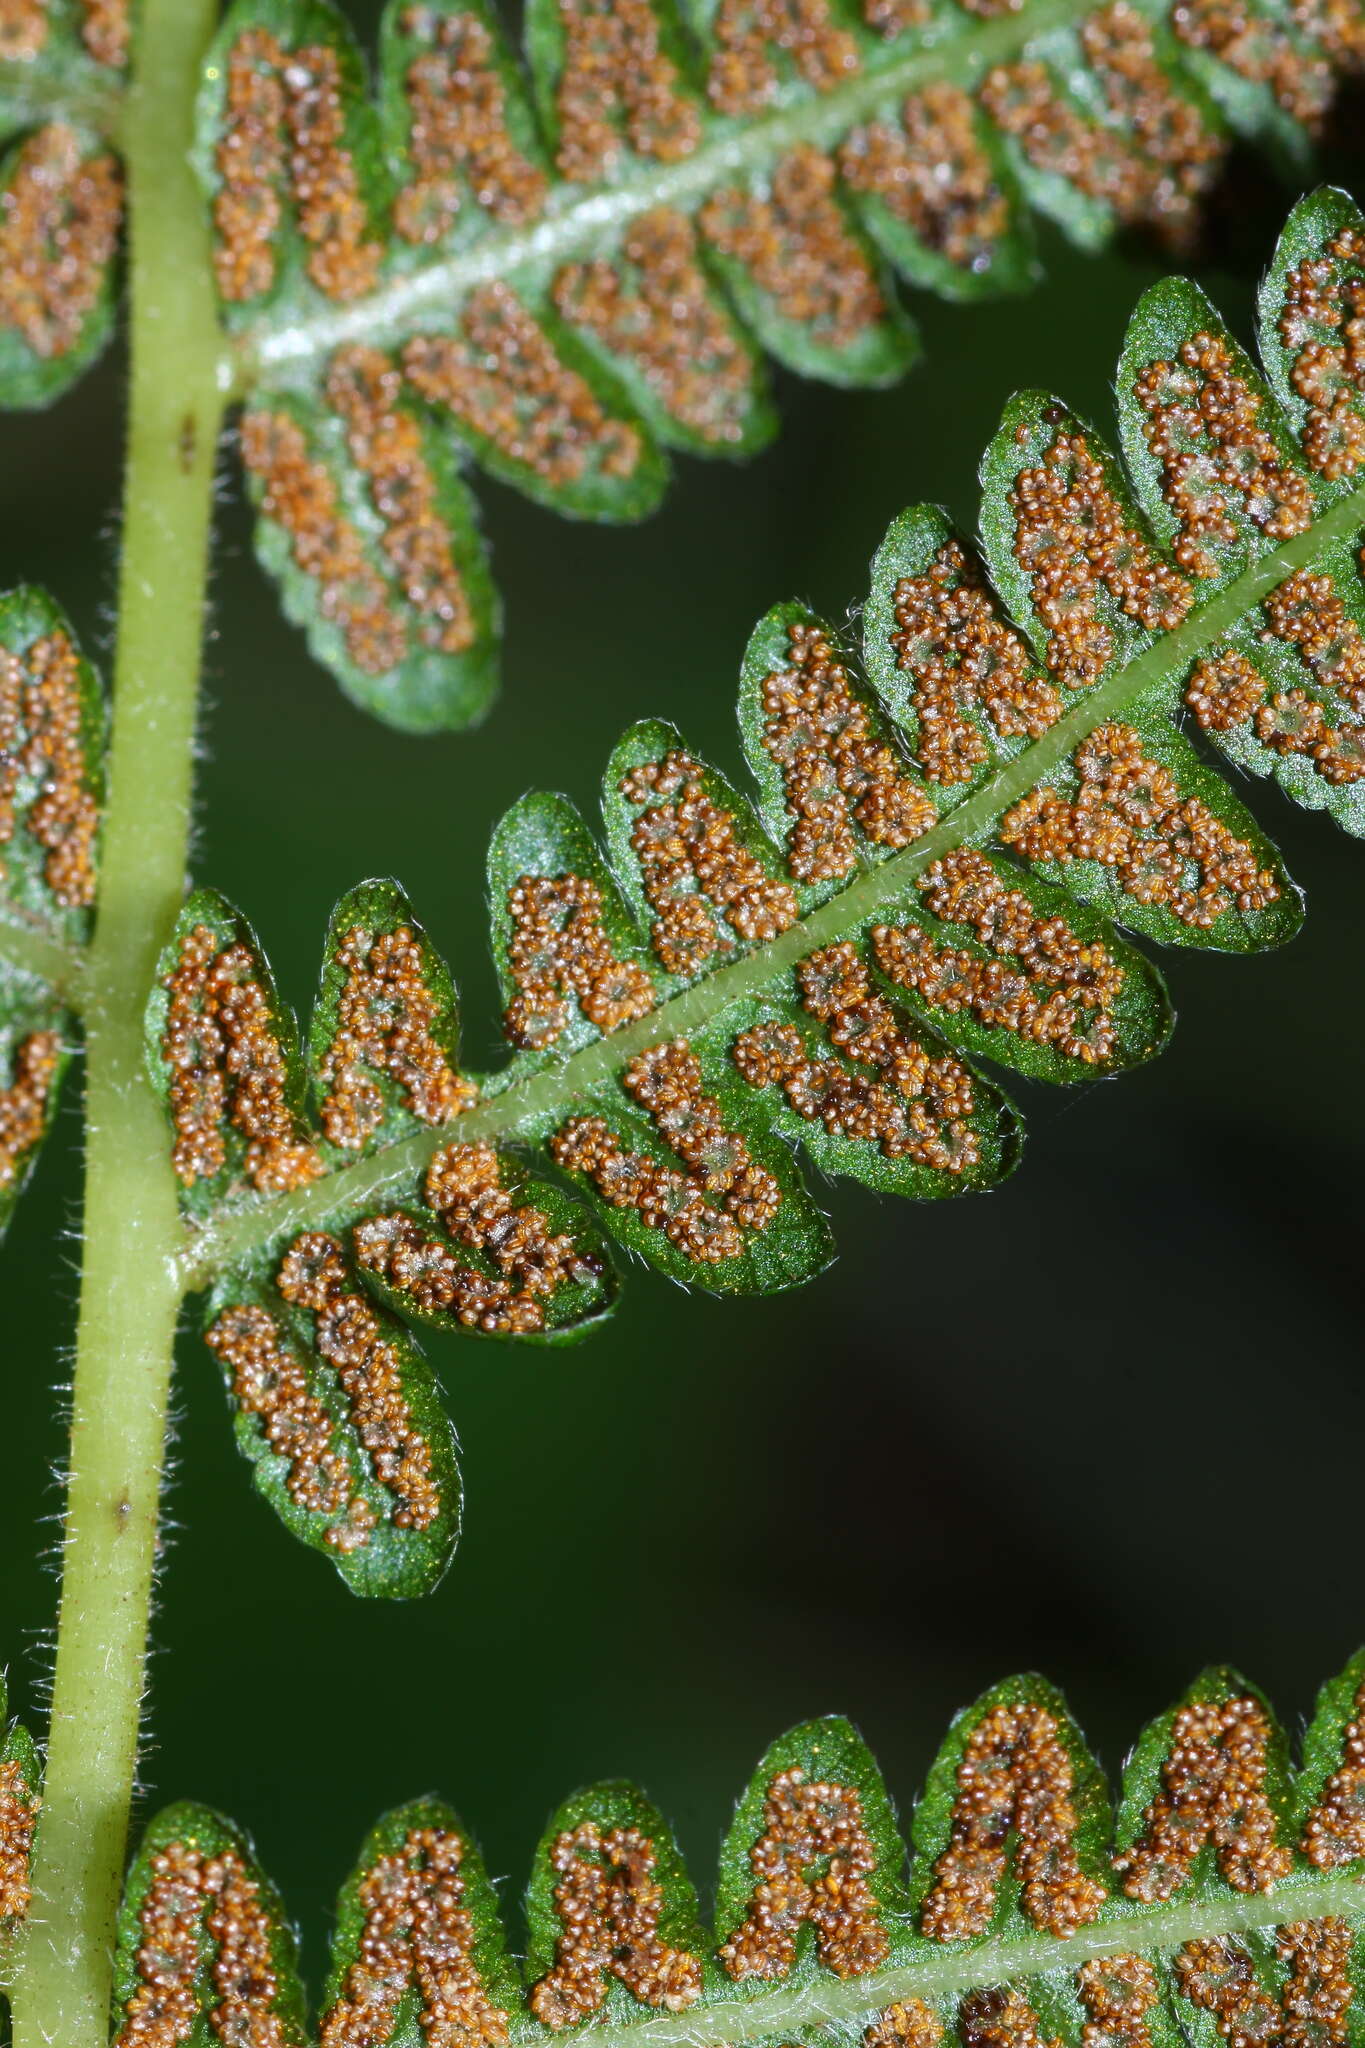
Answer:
[354, 1138, 591, 1335]
[552, 0, 700, 178]
[205, 1301, 357, 1534]
[530, 1824, 703, 2025]
[213, 26, 381, 304]
[1277, 1919, 1354, 2048]
[734, 941, 981, 1172]
[0, 123, 121, 359]
[1172, 0, 1332, 130]
[0, 1028, 63, 1212]
[317, 919, 476, 1148]
[211, 1295, 428, 1566]
[719, 1766, 889, 1980]
[0, 627, 99, 910]
[552, 1036, 781, 1264]
[1009, 427, 1192, 687]
[0, 1031, 61, 1196]
[402, 284, 643, 488]
[1174, 1937, 1286, 2046]
[920, 1698, 1106, 1941]
[1278, 222, 1365, 478]
[1173, 1920, 1354, 2048]
[981, 5, 1222, 243]
[0, 0, 46, 61]
[873, 848, 1125, 1066]
[1113, 1693, 1292, 1900]
[239, 408, 409, 677]
[112, 1839, 282, 2048]
[890, 538, 1062, 785]
[0, 1756, 37, 1922]
[395, 5, 548, 240]
[553, 209, 755, 446]
[1183, 648, 1271, 735]
[502, 872, 655, 1051]
[277, 1231, 442, 1534]
[860, 0, 929, 37]
[324, 345, 479, 658]
[321, 1825, 512, 2048]
[1243, 567, 1365, 785]
[80, 0, 128, 66]
[977, 63, 1142, 222]
[1300, 1678, 1365, 1867]
[1076, 1953, 1160, 2048]
[839, 85, 1009, 273]
[959, 1988, 1062, 2048]
[866, 2001, 947, 2048]
[1295, 0, 1365, 67]
[160, 923, 322, 1194]
[1001, 722, 1281, 929]
[621, 748, 798, 974]
[758, 619, 935, 884]
[700, 149, 885, 353]
[706, 0, 859, 113]
[1132, 330, 1314, 576]
[994, 10, 1221, 238]
[1084, 3, 1223, 237]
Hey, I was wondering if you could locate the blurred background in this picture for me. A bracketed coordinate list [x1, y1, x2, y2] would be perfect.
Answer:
[2, 64, 1364, 1998]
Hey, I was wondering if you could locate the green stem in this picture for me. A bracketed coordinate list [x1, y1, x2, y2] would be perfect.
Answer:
[10, 0, 226, 2038]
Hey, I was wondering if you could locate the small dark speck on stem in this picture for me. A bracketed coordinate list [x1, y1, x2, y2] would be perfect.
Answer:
[178, 412, 197, 474]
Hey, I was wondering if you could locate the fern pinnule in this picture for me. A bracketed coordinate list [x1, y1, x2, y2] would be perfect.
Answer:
[5, 0, 1365, 728]
[9, 1655, 1365, 2044]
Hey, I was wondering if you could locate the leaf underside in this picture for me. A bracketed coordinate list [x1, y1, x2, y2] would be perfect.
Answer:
[103, 184, 1365, 1593]
[56, 1650, 1365, 2048]
[4, 0, 1365, 725]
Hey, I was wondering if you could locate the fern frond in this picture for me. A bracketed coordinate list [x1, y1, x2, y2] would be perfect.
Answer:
[207, 0, 1365, 729]
[4, 0, 1365, 727]
[20, 182, 1333, 1593]
[9, 1653, 1365, 2045]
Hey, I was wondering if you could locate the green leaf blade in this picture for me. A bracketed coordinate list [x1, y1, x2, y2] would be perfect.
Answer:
[203, 1227, 463, 1598]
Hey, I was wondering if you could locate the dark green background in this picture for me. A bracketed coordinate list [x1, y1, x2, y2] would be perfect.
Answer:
[2, 79, 1364, 1997]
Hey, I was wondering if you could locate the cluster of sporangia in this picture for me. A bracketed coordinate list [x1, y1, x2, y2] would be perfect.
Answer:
[0, 620, 96, 1198]
[0, 0, 125, 383]
[5, 1666, 1365, 2043]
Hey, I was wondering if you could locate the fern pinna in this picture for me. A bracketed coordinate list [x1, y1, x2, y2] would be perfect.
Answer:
[4, 0, 1365, 729]
[12, 1655, 1365, 2041]
[5, 182, 1365, 1591]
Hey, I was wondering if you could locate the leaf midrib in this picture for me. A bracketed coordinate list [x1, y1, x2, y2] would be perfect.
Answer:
[236, 0, 1097, 386]
[169, 472, 1365, 1290]
[504, 1865, 1365, 2048]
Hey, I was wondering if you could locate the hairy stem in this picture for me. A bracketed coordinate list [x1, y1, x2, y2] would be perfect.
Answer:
[10, 0, 227, 2038]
